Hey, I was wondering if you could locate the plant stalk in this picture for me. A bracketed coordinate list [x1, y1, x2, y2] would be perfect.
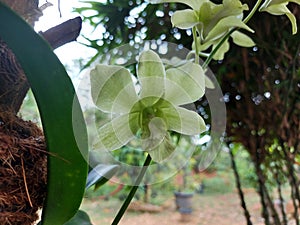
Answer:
[202, 0, 263, 69]
[192, 26, 200, 65]
[111, 154, 152, 225]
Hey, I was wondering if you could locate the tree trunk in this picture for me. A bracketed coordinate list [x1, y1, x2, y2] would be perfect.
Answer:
[228, 145, 253, 225]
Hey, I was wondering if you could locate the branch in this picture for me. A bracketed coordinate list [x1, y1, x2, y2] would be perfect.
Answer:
[0, 17, 83, 114]
[40, 16, 82, 50]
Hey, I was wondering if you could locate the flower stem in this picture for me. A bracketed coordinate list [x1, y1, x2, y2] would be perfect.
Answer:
[202, 29, 235, 69]
[202, 0, 263, 69]
[111, 154, 152, 225]
[243, 0, 263, 24]
[192, 26, 200, 65]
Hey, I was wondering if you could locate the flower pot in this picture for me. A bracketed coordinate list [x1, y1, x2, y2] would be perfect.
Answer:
[174, 192, 194, 212]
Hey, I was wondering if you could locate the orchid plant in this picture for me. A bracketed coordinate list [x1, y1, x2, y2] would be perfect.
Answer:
[88, 0, 299, 224]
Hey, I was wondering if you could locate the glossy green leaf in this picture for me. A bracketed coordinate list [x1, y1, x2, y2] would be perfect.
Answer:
[0, 3, 88, 225]
[86, 164, 119, 190]
[64, 210, 93, 225]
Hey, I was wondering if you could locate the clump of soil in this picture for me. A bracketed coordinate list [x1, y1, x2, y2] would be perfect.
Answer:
[0, 111, 47, 225]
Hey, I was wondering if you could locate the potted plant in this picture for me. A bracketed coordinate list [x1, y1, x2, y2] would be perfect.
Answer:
[174, 158, 197, 222]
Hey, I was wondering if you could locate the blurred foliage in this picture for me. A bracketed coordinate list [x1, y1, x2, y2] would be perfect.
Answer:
[19, 89, 41, 125]
[74, 0, 191, 68]
[75, 1, 299, 222]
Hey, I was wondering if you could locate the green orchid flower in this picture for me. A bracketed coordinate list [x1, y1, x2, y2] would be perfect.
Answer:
[148, 0, 255, 60]
[90, 50, 206, 162]
[259, 0, 300, 34]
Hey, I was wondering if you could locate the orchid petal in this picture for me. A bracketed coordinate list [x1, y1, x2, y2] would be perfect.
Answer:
[231, 30, 256, 47]
[212, 40, 230, 60]
[171, 9, 199, 29]
[147, 133, 176, 163]
[198, 0, 249, 38]
[141, 117, 168, 151]
[162, 106, 206, 135]
[165, 62, 205, 105]
[90, 65, 138, 114]
[205, 75, 215, 89]
[93, 113, 139, 151]
[137, 50, 165, 100]
[205, 15, 254, 42]
[261, 3, 297, 34]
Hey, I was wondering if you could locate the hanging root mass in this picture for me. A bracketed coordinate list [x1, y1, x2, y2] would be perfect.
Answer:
[0, 111, 47, 225]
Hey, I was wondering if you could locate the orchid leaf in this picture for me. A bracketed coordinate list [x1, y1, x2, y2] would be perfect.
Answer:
[64, 210, 93, 225]
[86, 164, 119, 190]
[0, 3, 88, 225]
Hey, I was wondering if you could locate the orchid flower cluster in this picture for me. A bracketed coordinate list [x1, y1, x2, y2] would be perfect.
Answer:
[90, 0, 299, 163]
[149, 0, 299, 59]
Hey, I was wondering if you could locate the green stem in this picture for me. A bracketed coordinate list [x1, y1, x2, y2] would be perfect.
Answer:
[202, 29, 235, 69]
[243, 0, 263, 24]
[192, 26, 200, 65]
[202, 0, 263, 69]
[111, 154, 152, 225]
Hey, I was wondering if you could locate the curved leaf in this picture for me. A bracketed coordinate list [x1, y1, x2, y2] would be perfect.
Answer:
[64, 210, 93, 225]
[0, 3, 88, 225]
[86, 164, 120, 190]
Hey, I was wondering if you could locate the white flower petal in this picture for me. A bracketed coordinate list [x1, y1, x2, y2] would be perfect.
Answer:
[231, 30, 256, 47]
[165, 62, 205, 105]
[141, 117, 168, 151]
[90, 65, 138, 113]
[147, 133, 176, 163]
[93, 113, 139, 151]
[137, 50, 166, 99]
[171, 9, 199, 29]
[162, 106, 206, 135]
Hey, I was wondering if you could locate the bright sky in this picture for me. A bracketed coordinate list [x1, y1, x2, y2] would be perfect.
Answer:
[35, 0, 101, 77]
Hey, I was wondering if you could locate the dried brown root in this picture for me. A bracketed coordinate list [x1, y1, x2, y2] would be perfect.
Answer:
[0, 110, 47, 225]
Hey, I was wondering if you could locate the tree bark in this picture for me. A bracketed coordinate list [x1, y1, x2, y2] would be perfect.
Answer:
[228, 145, 253, 225]
[0, 17, 82, 114]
